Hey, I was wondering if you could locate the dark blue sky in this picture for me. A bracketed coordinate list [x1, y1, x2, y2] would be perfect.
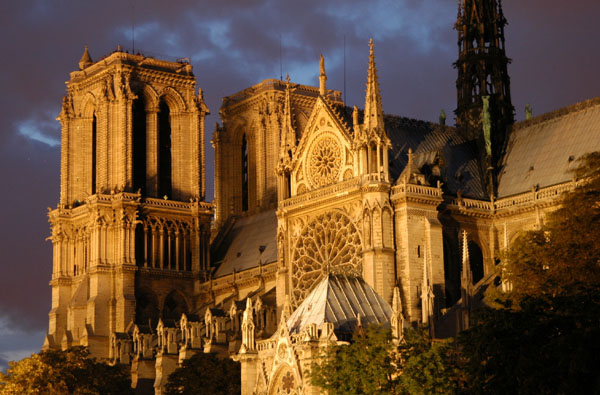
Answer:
[1, 0, 599, 369]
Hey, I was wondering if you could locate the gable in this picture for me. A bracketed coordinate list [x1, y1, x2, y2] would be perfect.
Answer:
[291, 98, 355, 195]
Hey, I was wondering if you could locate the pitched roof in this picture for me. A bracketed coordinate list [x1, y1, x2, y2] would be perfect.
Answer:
[286, 274, 393, 336]
[498, 98, 600, 197]
[213, 209, 278, 278]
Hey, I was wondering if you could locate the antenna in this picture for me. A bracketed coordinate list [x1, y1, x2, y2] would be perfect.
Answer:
[343, 34, 346, 105]
[131, 0, 135, 53]
[279, 33, 283, 81]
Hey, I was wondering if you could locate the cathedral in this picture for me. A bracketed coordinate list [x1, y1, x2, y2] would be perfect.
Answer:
[43, 1, 600, 394]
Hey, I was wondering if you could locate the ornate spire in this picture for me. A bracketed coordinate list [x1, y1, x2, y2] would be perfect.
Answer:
[364, 38, 384, 135]
[279, 74, 296, 163]
[319, 54, 327, 96]
[78, 45, 93, 70]
[240, 298, 255, 353]
[461, 230, 473, 288]
[391, 287, 404, 342]
[421, 249, 435, 326]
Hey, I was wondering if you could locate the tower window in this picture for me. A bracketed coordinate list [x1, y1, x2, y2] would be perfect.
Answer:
[91, 113, 97, 195]
[133, 96, 147, 194]
[158, 99, 172, 198]
[241, 134, 249, 212]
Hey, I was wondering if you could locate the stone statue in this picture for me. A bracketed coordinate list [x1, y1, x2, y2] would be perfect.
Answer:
[525, 103, 533, 120]
[439, 109, 446, 126]
[319, 54, 325, 76]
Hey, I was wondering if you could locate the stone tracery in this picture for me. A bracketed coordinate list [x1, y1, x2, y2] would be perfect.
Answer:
[291, 212, 362, 306]
[307, 136, 342, 188]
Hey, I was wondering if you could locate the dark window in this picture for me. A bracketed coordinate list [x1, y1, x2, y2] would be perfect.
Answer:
[132, 96, 147, 194]
[158, 99, 172, 198]
[242, 134, 249, 212]
[91, 113, 97, 194]
[135, 223, 145, 267]
[468, 241, 484, 284]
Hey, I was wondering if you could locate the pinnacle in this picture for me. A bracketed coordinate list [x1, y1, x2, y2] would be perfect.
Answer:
[78, 45, 93, 70]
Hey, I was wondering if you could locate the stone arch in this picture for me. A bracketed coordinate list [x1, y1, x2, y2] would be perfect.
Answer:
[81, 92, 97, 118]
[162, 290, 189, 321]
[140, 84, 159, 111]
[268, 364, 299, 395]
[135, 288, 160, 328]
[159, 86, 187, 113]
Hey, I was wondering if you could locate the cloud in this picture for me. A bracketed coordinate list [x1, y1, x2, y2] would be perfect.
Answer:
[17, 116, 60, 147]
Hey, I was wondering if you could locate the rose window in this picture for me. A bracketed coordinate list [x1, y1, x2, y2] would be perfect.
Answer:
[291, 212, 362, 307]
[308, 137, 342, 187]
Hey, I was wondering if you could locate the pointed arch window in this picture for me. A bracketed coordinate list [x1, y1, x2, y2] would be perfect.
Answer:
[241, 134, 249, 212]
[91, 113, 97, 194]
[158, 98, 172, 198]
[132, 95, 147, 194]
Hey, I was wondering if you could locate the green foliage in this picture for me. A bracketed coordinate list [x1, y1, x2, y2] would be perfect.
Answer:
[0, 347, 132, 395]
[397, 329, 463, 395]
[460, 152, 600, 394]
[310, 326, 460, 395]
[164, 352, 240, 395]
[310, 325, 398, 394]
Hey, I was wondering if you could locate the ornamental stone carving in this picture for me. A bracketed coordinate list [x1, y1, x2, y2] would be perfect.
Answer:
[307, 136, 342, 188]
[291, 212, 362, 306]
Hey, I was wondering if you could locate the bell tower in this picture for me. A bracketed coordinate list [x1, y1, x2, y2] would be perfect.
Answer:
[454, 0, 514, 194]
[45, 46, 213, 358]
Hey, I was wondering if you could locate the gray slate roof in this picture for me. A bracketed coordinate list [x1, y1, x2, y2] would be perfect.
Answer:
[213, 209, 278, 278]
[498, 98, 600, 197]
[286, 274, 393, 336]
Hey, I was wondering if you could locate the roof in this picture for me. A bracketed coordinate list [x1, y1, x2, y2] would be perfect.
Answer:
[213, 209, 278, 278]
[498, 98, 600, 197]
[286, 274, 393, 335]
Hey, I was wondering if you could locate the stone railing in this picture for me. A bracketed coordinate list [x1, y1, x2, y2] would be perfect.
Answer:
[206, 262, 278, 290]
[392, 183, 443, 198]
[447, 181, 580, 215]
[280, 178, 362, 208]
[256, 338, 277, 352]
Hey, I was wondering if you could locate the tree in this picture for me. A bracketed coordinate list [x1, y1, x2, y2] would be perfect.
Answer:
[164, 352, 240, 395]
[459, 152, 600, 394]
[310, 326, 460, 395]
[0, 347, 132, 395]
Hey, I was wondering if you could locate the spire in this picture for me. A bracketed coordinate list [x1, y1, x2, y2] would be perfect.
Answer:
[78, 45, 93, 70]
[391, 287, 404, 343]
[319, 54, 327, 96]
[240, 297, 255, 353]
[364, 38, 384, 134]
[280, 73, 296, 161]
[421, 249, 435, 327]
[461, 230, 473, 287]
[460, 230, 473, 330]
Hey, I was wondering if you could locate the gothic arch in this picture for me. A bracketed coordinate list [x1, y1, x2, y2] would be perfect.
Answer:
[140, 84, 159, 111]
[135, 288, 160, 328]
[81, 92, 97, 118]
[159, 86, 187, 113]
[162, 290, 189, 321]
[268, 365, 299, 395]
